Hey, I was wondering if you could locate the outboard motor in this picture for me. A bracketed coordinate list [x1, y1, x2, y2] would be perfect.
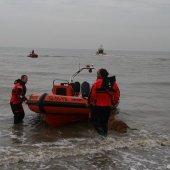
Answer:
[81, 81, 91, 98]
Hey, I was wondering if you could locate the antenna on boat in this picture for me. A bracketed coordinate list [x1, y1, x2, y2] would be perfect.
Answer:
[78, 59, 80, 70]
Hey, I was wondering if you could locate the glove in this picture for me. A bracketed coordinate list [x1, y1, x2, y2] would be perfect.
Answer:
[22, 96, 28, 102]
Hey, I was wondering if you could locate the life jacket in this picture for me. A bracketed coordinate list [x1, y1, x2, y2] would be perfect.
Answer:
[109, 82, 120, 106]
[10, 79, 27, 104]
[89, 76, 120, 107]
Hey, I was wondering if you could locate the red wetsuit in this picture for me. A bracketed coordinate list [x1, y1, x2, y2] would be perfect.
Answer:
[89, 78, 120, 136]
[10, 79, 27, 124]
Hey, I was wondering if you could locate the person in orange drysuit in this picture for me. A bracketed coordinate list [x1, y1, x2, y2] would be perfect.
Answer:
[10, 75, 28, 124]
[88, 68, 120, 136]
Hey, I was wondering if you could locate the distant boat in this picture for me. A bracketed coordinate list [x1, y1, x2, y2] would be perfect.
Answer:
[96, 45, 106, 55]
[27, 50, 38, 58]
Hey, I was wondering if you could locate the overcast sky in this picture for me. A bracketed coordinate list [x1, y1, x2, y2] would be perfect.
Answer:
[0, 0, 170, 51]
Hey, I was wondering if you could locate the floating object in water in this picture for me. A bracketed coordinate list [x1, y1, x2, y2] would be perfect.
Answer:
[27, 50, 38, 58]
[96, 45, 106, 55]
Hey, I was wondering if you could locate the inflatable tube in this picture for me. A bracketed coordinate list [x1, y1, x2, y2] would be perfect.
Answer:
[27, 93, 90, 126]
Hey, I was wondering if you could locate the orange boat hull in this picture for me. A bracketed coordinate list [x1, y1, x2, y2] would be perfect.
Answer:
[27, 93, 90, 126]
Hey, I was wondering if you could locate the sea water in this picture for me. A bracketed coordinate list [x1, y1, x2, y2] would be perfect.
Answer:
[0, 47, 170, 170]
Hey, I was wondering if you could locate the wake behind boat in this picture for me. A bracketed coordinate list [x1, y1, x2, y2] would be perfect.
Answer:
[27, 65, 94, 126]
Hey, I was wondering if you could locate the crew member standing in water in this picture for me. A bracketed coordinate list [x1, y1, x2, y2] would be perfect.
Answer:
[88, 69, 120, 137]
[10, 75, 28, 124]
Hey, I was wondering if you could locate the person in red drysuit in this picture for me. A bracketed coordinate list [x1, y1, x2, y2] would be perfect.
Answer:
[10, 75, 28, 124]
[88, 69, 120, 136]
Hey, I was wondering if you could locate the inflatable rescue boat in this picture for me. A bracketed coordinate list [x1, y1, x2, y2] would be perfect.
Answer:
[27, 65, 94, 126]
